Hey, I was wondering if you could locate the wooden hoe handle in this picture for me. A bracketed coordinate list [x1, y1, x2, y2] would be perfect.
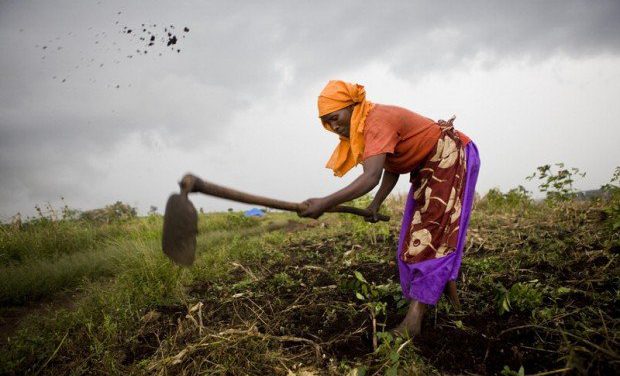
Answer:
[181, 175, 390, 222]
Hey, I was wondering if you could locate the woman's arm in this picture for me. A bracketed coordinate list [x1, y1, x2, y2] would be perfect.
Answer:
[365, 169, 399, 222]
[299, 154, 386, 218]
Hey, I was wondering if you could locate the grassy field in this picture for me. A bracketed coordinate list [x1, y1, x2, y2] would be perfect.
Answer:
[0, 177, 618, 375]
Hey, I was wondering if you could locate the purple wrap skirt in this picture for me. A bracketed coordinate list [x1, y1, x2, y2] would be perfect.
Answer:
[396, 141, 480, 305]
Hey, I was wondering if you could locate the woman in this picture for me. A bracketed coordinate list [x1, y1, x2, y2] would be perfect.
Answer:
[300, 80, 480, 336]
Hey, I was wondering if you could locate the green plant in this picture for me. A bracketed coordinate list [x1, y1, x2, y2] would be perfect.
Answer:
[480, 186, 532, 211]
[351, 271, 390, 350]
[338, 194, 391, 245]
[80, 201, 137, 223]
[496, 281, 543, 315]
[501, 365, 525, 376]
[526, 163, 585, 201]
[353, 271, 388, 313]
[272, 271, 295, 289]
[602, 166, 620, 231]
[374, 331, 406, 376]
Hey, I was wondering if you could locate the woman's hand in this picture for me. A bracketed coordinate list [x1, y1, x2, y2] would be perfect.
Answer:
[364, 203, 381, 223]
[299, 198, 329, 219]
[180, 173, 201, 193]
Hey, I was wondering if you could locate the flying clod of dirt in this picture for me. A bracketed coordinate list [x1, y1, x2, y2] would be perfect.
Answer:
[36, 8, 191, 85]
[122, 22, 189, 54]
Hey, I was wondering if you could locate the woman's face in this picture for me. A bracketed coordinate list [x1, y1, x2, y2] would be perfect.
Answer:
[321, 106, 353, 138]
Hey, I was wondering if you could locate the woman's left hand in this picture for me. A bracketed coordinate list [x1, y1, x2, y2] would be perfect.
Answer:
[299, 198, 329, 219]
[364, 203, 381, 223]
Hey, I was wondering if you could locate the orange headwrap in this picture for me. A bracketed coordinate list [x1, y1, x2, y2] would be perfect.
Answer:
[317, 80, 374, 177]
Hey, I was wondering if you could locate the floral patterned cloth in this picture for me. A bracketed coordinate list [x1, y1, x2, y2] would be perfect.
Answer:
[401, 117, 466, 264]
[396, 119, 480, 305]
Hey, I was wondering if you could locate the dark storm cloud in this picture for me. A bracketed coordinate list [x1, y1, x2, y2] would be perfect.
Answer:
[0, 0, 619, 217]
[268, 0, 620, 82]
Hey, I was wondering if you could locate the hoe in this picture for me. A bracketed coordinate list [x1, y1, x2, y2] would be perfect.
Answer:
[162, 174, 389, 266]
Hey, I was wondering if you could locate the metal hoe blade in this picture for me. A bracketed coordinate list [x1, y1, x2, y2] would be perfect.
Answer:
[162, 193, 197, 266]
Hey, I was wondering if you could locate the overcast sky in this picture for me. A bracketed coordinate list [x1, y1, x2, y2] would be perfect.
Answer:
[1, 0, 619, 220]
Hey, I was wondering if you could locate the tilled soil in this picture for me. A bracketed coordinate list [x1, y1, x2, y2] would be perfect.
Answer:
[125, 230, 616, 375]
[118, 200, 619, 376]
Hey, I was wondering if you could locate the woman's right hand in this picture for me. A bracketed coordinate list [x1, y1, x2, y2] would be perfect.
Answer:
[299, 198, 329, 219]
[180, 173, 201, 193]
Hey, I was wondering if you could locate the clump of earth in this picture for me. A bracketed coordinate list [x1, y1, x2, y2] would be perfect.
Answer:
[35, 9, 191, 86]
[121, 22, 189, 57]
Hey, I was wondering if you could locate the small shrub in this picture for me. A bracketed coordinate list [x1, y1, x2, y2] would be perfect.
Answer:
[374, 331, 405, 376]
[501, 365, 525, 376]
[496, 281, 543, 315]
[601, 166, 620, 231]
[479, 186, 532, 211]
[526, 163, 586, 201]
[80, 201, 137, 223]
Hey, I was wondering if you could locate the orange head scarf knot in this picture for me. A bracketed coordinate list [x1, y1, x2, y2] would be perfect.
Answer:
[317, 80, 374, 177]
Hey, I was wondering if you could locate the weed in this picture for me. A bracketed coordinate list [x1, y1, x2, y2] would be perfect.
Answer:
[495, 281, 544, 315]
[501, 365, 525, 376]
[526, 163, 586, 201]
[601, 166, 620, 231]
[478, 186, 532, 213]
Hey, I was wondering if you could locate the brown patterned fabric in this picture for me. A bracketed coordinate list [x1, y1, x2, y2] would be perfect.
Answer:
[401, 117, 467, 264]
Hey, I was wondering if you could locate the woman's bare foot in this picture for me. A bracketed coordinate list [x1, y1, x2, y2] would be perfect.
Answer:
[393, 300, 426, 337]
[392, 282, 460, 337]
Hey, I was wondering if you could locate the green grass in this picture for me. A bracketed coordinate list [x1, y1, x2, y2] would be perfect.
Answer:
[1, 211, 301, 374]
[0, 212, 293, 306]
[0, 220, 100, 264]
[0, 243, 122, 305]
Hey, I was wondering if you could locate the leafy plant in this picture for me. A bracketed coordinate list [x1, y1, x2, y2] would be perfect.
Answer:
[501, 365, 525, 376]
[374, 331, 406, 376]
[601, 166, 620, 230]
[80, 201, 137, 223]
[353, 271, 388, 314]
[496, 281, 543, 315]
[352, 271, 389, 350]
[526, 163, 585, 201]
[343, 194, 392, 245]
[480, 186, 532, 211]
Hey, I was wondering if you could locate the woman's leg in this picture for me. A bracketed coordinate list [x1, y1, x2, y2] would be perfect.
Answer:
[445, 280, 461, 310]
[394, 300, 427, 336]
[394, 279, 461, 337]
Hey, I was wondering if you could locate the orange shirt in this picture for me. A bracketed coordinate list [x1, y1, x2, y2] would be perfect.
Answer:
[362, 104, 471, 173]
